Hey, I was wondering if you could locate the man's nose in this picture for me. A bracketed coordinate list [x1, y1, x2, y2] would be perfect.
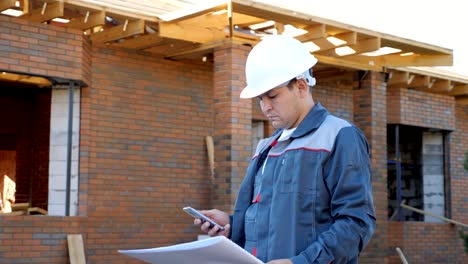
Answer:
[260, 98, 272, 111]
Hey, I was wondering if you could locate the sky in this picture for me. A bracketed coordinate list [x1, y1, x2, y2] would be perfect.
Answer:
[254, 0, 468, 76]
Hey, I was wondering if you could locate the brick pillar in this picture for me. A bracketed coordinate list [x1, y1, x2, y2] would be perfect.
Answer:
[212, 42, 252, 211]
[353, 71, 389, 262]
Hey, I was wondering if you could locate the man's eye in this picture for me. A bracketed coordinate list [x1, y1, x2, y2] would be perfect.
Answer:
[268, 95, 276, 99]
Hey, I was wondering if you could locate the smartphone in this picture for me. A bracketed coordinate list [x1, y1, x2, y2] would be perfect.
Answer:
[183, 206, 225, 231]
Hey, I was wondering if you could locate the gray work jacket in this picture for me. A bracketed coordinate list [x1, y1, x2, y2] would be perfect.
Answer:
[230, 103, 376, 264]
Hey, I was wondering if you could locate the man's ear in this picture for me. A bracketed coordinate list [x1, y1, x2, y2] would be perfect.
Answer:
[296, 79, 309, 97]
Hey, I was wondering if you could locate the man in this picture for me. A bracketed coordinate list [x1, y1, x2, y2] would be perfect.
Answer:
[195, 35, 376, 264]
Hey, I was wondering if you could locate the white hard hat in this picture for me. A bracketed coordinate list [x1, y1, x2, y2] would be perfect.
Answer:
[240, 35, 318, 99]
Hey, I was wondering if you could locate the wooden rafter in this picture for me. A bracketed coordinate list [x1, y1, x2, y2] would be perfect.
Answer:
[307, 32, 357, 52]
[430, 79, 453, 93]
[455, 96, 468, 105]
[165, 39, 230, 60]
[90, 19, 145, 44]
[113, 33, 164, 50]
[378, 54, 453, 67]
[68, 10, 105, 30]
[316, 37, 381, 57]
[144, 40, 199, 56]
[449, 84, 468, 96]
[295, 24, 326, 42]
[408, 75, 430, 88]
[388, 71, 410, 87]
[159, 21, 225, 43]
[63, 0, 159, 22]
[0, 72, 51, 87]
[20, 1, 64, 23]
[0, 0, 16, 12]
[314, 54, 382, 72]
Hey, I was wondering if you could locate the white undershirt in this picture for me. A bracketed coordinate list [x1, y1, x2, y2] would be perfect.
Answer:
[262, 127, 297, 174]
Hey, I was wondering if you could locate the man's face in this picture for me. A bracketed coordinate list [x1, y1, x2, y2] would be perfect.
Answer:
[257, 82, 302, 129]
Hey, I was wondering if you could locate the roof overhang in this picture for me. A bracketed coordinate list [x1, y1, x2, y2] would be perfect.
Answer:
[1, 0, 466, 101]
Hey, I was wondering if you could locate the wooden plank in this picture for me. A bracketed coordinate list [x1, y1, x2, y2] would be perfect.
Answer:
[387, 71, 409, 87]
[67, 234, 86, 264]
[90, 20, 145, 44]
[456, 96, 468, 105]
[1, 175, 15, 213]
[166, 39, 228, 60]
[20, 0, 28, 14]
[159, 2, 227, 22]
[20, 76, 52, 87]
[0, 0, 16, 12]
[449, 84, 468, 96]
[28, 207, 48, 215]
[401, 202, 468, 228]
[113, 33, 165, 49]
[159, 21, 225, 43]
[379, 54, 453, 67]
[408, 75, 430, 88]
[308, 32, 357, 52]
[63, 0, 158, 22]
[314, 54, 383, 71]
[11, 202, 29, 211]
[430, 79, 452, 93]
[144, 40, 199, 56]
[20, 1, 64, 23]
[295, 24, 326, 42]
[396, 248, 409, 264]
[68, 11, 105, 30]
[317, 37, 380, 57]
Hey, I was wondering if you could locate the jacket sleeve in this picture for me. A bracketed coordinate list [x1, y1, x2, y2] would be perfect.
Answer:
[291, 126, 376, 264]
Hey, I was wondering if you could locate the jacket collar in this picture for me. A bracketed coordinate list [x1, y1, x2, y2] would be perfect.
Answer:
[268, 102, 329, 142]
[290, 102, 328, 139]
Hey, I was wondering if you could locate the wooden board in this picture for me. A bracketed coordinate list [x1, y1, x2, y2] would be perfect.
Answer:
[67, 234, 86, 264]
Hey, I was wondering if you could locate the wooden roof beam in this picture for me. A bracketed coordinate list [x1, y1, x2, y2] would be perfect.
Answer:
[408, 75, 430, 88]
[308, 32, 357, 52]
[317, 37, 381, 57]
[159, 3, 227, 23]
[90, 19, 145, 44]
[430, 79, 453, 93]
[63, 0, 158, 22]
[113, 33, 164, 50]
[387, 71, 411, 87]
[455, 96, 468, 105]
[68, 10, 105, 30]
[0, 0, 16, 12]
[165, 39, 230, 60]
[295, 24, 326, 42]
[314, 54, 383, 71]
[20, 1, 64, 23]
[379, 54, 453, 67]
[159, 21, 225, 43]
[449, 84, 468, 96]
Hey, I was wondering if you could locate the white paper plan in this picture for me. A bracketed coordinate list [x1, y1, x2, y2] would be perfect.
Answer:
[118, 236, 264, 264]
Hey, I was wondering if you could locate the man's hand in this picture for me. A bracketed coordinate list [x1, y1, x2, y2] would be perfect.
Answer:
[193, 209, 230, 237]
[267, 259, 293, 264]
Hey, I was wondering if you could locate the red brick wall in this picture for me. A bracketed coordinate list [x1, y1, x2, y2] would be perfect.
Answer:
[213, 43, 252, 210]
[353, 71, 389, 263]
[451, 104, 468, 223]
[80, 46, 214, 260]
[0, 216, 85, 263]
[388, 222, 464, 264]
[314, 83, 354, 120]
[0, 16, 89, 84]
[387, 88, 455, 130]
